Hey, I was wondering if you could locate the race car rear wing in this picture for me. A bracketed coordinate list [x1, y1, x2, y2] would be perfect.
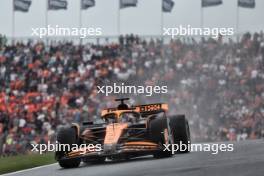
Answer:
[101, 103, 168, 117]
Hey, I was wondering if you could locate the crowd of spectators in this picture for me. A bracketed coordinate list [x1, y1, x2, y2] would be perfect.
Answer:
[0, 32, 263, 156]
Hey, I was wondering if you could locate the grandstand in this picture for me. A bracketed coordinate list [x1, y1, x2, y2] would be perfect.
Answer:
[0, 32, 263, 155]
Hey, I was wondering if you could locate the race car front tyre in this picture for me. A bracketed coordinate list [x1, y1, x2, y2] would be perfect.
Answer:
[169, 115, 191, 153]
[149, 118, 172, 158]
[55, 126, 81, 168]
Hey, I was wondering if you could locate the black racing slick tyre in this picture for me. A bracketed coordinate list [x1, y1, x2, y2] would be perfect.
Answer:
[169, 115, 191, 153]
[55, 126, 81, 168]
[149, 118, 172, 158]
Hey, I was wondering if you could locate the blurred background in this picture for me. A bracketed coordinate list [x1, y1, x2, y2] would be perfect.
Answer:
[0, 0, 263, 157]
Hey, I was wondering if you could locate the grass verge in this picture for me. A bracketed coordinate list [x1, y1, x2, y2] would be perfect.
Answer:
[0, 153, 56, 175]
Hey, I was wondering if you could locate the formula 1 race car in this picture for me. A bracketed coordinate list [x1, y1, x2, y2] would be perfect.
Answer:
[55, 98, 191, 168]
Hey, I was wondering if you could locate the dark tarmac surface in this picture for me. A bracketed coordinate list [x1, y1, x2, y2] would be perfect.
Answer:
[3, 140, 264, 176]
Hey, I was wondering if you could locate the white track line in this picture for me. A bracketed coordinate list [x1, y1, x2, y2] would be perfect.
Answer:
[1, 163, 58, 176]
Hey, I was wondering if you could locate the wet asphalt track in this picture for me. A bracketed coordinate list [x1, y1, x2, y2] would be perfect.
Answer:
[3, 140, 264, 176]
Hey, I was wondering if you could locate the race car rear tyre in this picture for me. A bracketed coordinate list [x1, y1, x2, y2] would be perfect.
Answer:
[169, 115, 191, 153]
[149, 118, 172, 158]
[55, 126, 81, 168]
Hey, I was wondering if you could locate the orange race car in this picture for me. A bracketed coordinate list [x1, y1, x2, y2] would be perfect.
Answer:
[55, 98, 191, 168]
